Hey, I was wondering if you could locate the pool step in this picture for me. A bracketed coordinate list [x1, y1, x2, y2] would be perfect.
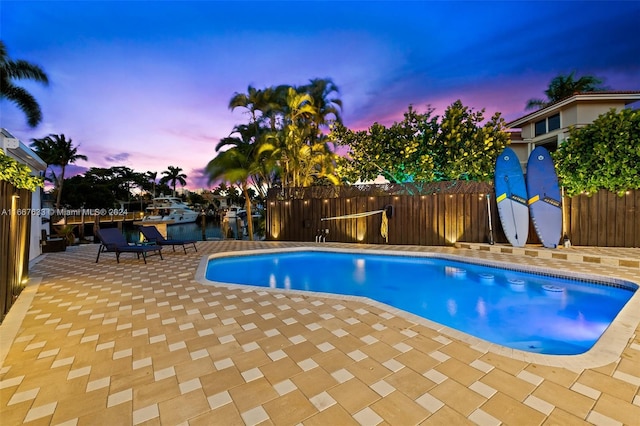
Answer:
[454, 242, 640, 270]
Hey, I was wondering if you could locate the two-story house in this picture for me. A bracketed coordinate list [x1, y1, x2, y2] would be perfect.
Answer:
[506, 91, 640, 168]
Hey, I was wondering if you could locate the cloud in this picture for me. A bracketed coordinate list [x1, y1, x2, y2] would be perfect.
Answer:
[188, 167, 213, 190]
[105, 152, 131, 163]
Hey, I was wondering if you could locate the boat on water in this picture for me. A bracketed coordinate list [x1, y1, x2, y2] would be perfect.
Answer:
[224, 206, 243, 219]
[142, 196, 199, 225]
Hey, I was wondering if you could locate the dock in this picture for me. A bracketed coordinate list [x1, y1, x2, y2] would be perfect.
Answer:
[52, 212, 145, 226]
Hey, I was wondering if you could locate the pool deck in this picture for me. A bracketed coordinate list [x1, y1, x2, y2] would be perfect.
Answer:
[1, 241, 639, 425]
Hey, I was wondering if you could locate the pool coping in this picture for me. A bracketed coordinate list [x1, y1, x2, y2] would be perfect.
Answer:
[195, 245, 640, 371]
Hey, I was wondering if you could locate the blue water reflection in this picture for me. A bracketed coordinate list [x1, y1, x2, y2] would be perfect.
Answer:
[206, 251, 636, 355]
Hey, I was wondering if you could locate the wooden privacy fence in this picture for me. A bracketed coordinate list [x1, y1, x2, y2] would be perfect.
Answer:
[266, 183, 640, 248]
[0, 181, 33, 321]
[566, 190, 639, 247]
[266, 182, 503, 246]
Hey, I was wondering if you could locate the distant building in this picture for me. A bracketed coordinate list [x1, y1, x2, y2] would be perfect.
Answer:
[1, 128, 47, 261]
[506, 91, 640, 168]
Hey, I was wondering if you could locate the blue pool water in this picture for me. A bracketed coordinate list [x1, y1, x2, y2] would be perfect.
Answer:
[205, 251, 636, 355]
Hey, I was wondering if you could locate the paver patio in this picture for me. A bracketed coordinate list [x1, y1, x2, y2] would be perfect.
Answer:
[1, 241, 639, 425]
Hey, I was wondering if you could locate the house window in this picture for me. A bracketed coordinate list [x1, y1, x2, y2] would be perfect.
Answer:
[534, 113, 561, 136]
[540, 140, 557, 153]
[548, 113, 560, 131]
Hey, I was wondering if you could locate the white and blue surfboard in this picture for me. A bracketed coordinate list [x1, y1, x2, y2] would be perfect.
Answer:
[526, 146, 562, 248]
[495, 147, 529, 247]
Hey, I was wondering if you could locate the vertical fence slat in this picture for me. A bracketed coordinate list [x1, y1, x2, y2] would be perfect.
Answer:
[569, 195, 578, 245]
[578, 195, 589, 246]
[436, 194, 444, 245]
[622, 192, 633, 248]
[614, 192, 625, 247]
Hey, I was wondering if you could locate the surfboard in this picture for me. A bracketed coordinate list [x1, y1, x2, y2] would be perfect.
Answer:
[526, 146, 562, 248]
[495, 147, 529, 247]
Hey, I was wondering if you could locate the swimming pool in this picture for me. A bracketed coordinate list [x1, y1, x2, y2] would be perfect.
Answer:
[203, 249, 637, 355]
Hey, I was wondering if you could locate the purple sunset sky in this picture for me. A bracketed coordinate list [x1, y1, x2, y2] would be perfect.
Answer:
[2, 1, 639, 189]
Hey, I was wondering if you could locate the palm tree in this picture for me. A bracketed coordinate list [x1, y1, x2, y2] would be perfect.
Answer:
[229, 124, 279, 200]
[228, 86, 285, 193]
[160, 166, 187, 197]
[206, 131, 275, 241]
[31, 134, 87, 209]
[281, 87, 317, 188]
[526, 72, 606, 110]
[30, 136, 58, 182]
[146, 171, 158, 198]
[52, 134, 87, 210]
[229, 85, 266, 125]
[0, 40, 49, 127]
[225, 81, 342, 191]
[299, 78, 343, 143]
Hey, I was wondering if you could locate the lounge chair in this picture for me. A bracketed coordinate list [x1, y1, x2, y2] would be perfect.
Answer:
[95, 227, 163, 264]
[138, 225, 197, 254]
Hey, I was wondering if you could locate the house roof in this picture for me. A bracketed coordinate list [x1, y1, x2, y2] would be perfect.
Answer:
[1, 128, 47, 172]
[507, 91, 640, 129]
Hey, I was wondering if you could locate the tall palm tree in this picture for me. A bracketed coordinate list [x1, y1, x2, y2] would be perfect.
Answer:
[281, 87, 317, 188]
[0, 40, 49, 127]
[145, 171, 158, 198]
[225, 81, 342, 191]
[30, 136, 58, 182]
[526, 72, 605, 110]
[31, 134, 87, 209]
[299, 78, 343, 143]
[146, 171, 158, 198]
[206, 132, 275, 241]
[52, 134, 87, 210]
[229, 85, 265, 124]
[229, 124, 278, 200]
[160, 166, 187, 197]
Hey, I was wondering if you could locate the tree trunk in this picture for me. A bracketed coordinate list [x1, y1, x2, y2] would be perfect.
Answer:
[55, 165, 66, 210]
[242, 183, 254, 241]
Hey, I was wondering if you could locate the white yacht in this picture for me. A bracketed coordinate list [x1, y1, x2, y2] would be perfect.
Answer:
[224, 206, 244, 220]
[143, 196, 199, 225]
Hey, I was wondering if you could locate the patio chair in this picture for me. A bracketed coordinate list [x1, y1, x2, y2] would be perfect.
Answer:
[138, 225, 197, 254]
[95, 227, 163, 264]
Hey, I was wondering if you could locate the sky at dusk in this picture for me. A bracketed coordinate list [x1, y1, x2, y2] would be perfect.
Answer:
[2, 1, 639, 190]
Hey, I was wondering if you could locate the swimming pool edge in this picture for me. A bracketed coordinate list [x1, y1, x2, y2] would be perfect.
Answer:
[194, 245, 640, 371]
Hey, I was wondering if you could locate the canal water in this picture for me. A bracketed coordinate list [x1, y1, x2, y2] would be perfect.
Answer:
[121, 218, 254, 243]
